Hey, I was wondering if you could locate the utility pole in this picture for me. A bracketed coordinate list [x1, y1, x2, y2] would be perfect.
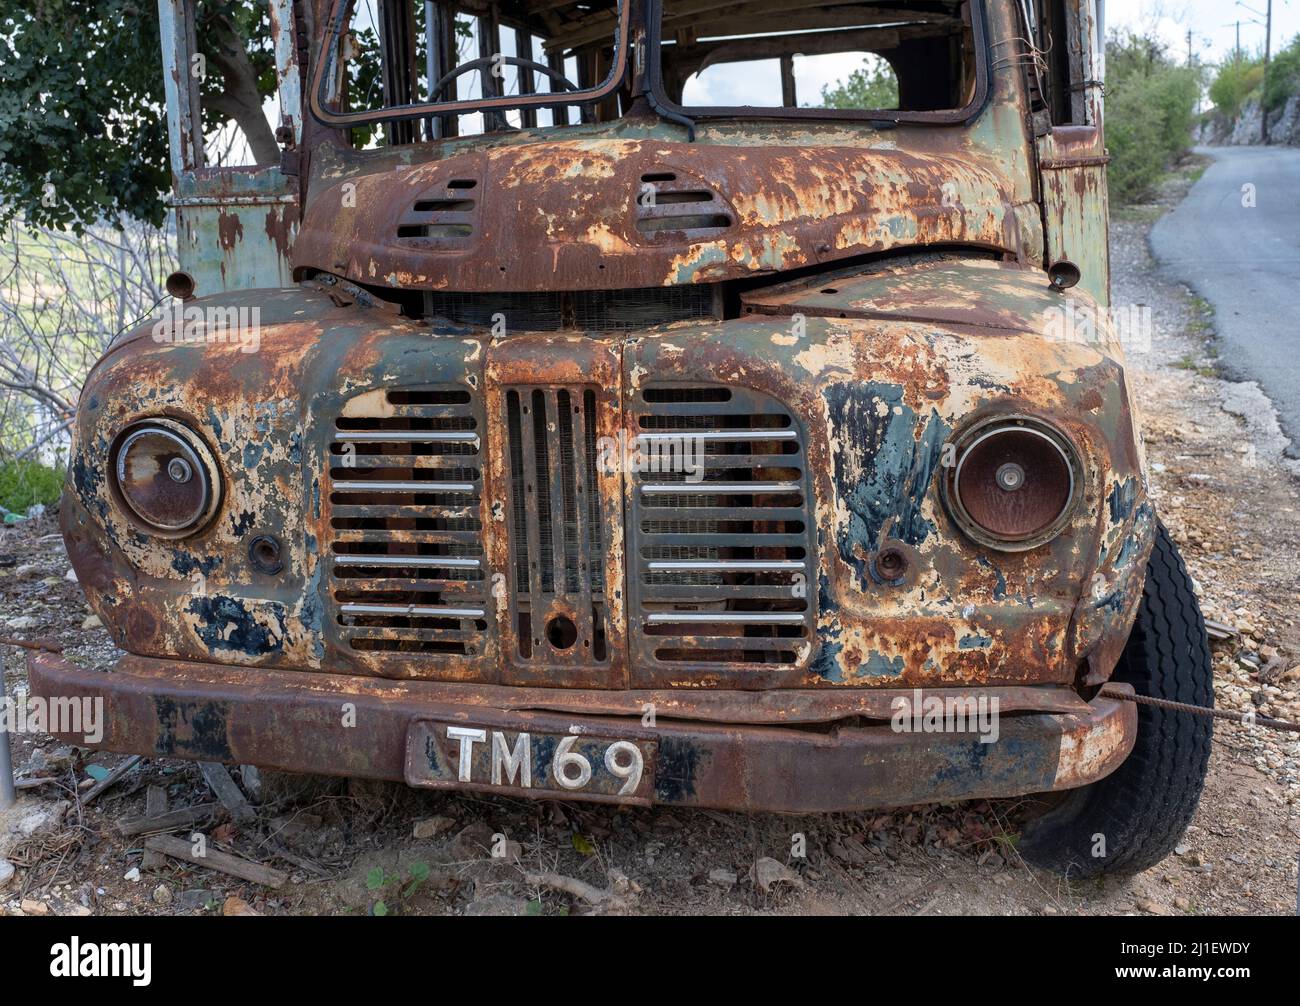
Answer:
[1263, 0, 1273, 143]
[1238, 0, 1274, 142]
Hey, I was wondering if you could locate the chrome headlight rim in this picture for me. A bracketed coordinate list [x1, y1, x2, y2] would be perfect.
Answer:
[109, 418, 222, 537]
[942, 414, 1084, 553]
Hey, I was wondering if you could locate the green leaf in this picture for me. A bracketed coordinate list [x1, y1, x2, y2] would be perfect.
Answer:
[407, 861, 430, 883]
[365, 866, 386, 892]
[373, 900, 388, 917]
[571, 834, 596, 855]
[525, 899, 543, 916]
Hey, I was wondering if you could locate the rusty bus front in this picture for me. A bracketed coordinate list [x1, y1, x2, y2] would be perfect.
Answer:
[33, 0, 1149, 812]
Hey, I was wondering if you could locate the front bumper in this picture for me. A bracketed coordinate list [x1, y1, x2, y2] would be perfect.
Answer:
[27, 652, 1136, 813]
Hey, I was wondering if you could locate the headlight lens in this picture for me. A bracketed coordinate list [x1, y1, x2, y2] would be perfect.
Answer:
[946, 417, 1080, 550]
[111, 421, 219, 535]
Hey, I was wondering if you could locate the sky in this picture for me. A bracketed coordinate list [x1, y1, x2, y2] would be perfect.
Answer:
[1109, 0, 1300, 64]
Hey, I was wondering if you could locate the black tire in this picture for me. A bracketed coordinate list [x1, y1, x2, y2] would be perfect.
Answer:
[1019, 520, 1214, 878]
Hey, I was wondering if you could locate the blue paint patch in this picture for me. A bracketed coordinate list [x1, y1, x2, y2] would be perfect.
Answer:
[958, 634, 993, 650]
[242, 442, 264, 468]
[186, 595, 285, 656]
[171, 552, 222, 578]
[823, 382, 949, 589]
[1108, 477, 1137, 523]
[860, 651, 905, 677]
[976, 556, 1007, 601]
[811, 636, 844, 682]
[229, 510, 256, 537]
[72, 454, 109, 520]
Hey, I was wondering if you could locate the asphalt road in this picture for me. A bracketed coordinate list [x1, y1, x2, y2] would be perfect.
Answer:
[1150, 145, 1300, 455]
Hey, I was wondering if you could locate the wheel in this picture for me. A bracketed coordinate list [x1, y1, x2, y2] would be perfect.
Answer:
[1018, 519, 1214, 878]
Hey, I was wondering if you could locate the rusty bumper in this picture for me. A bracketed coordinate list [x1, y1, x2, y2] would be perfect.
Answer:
[27, 652, 1136, 813]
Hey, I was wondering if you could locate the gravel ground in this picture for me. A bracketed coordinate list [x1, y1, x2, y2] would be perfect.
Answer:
[2, 162, 1298, 916]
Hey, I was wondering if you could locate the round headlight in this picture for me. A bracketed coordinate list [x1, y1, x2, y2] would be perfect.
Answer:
[111, 420, 220, 535]
[945, 417, 1081, 551]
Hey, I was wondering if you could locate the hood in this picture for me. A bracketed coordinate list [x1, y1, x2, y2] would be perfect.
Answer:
[293, 137, 1034, 293]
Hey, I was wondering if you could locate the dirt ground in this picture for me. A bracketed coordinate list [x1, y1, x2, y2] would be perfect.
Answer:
[2, 162, 1298, 916]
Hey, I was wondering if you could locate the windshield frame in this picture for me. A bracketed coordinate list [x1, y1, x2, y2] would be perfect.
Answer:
[307, 0, 633, 128]
[646, 0, 992, 125]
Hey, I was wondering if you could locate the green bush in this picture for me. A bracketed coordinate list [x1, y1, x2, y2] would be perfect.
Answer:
[0, 460, 64, 515]
[1209, 57, 1265, 119]
[1263, 36, 1300, 111]
[1105, 32, 1201, 203]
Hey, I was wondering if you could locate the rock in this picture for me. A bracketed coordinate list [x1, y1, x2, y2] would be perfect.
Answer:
[20, 898, 50, 915]
[64, 905, 92, 917]
[830, 836, 870, 865]
[464, 895, 530, 916]
[749, 856, 804, 894]
[450, 822, 496, 859]
[64, 568, 78, 582]
[14, 562, 41, 578]
[178, 889, 214, 911]
[152, 884, 172, 906]
[222, 896, 261, 917]
[1174, 896, 1191, 911]
[81, 613, 102, 629]
[1135, 897, 1172, 916]
[412, 815, 456, 840]
[708, 868, 737, 887]
[124, 867, 141, 882]
[4, 615, 37, 630]
[0, 858, 14, 887]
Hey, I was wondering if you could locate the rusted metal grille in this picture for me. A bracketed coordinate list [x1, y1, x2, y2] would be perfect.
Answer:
[503, 386, 608, 662]
[327, 387, 487, 655]
[629, 385, 814, 669]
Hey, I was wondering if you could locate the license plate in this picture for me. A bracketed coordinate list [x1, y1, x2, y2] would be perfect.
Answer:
[405, 720, 657, 805]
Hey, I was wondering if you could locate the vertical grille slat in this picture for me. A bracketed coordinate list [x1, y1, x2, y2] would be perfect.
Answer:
[503, 384, 609, 665]
[326, 387, 487, 656]
[629, 385, 815, 670]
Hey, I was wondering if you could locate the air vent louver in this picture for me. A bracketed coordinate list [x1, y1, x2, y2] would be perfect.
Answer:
[327, 388, 487, 656]
[635, 171, 733, 236]
[629, 385, 815, 669]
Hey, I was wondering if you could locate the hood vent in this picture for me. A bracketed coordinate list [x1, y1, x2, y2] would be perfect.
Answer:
[635, 171, 733, 237]
[397, 179, 479, 245]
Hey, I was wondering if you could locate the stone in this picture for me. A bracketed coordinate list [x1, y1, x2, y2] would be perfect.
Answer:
[708, 868, 737, 887]
[81, 613, 102, 629]
[152, 884, 172, 906]
[412, 815, 456, 840]
[749, 856, 804, 894]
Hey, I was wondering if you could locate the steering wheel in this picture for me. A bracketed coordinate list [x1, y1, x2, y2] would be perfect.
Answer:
[428, 56, 580, 112]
